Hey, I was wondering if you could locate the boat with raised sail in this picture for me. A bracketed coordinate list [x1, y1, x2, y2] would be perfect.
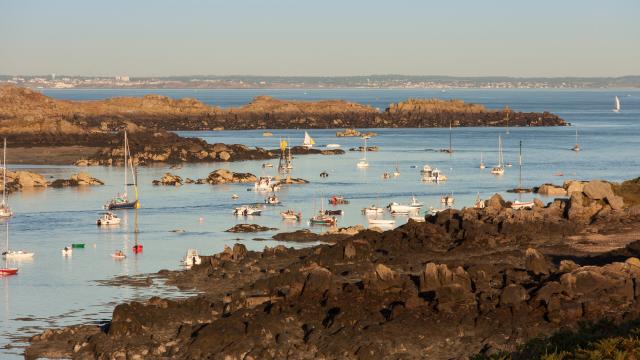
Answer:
[356, 137, 369, 168]
[105, 131, 140, 210]
[302, 131, 315, 149]
[613, 96, 621, 113]
[571, 128, 581, 152]
[491, 135, 505, 175]
[0, 139, 13, 218]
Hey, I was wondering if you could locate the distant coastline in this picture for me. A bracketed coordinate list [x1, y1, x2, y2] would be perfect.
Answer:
[2, 74, 639, 90]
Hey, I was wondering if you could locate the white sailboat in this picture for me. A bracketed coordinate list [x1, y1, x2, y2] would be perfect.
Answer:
[2, 221, 33, 260]
[479, 152, 486, 169]
[0, 139, 13, 218]
[613, 96, 621, 113]
[491, 135, 505, 175]
[0, 223, 18, 275]
[571, 128, 581, 152]
[302, 131, 315, 149]
[356, 137, 369, 168]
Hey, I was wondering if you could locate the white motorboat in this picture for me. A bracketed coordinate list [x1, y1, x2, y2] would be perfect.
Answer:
[393, 165, 400, 177]
[181, 249, 202, 268]
[387, 202, 417, 215]
[97, 212, 121, 226]
[491, 135, 505, 175]
[368, 219, 396, 226]
[254, 176, 280, 192]
[264, 195, 281, 205]
[302, 131, 315, 149]
[233, 206, 262, 216]
[61, 246, 73, 256]
[362, 205, 385, 215]
[511, 201, 535, 210]
[409, 216, 426, 222]
[422, 167, 447, 182]
[325, 144, 341, 149]
[409, 196, 423, 208]
[231, 194, 239, 199]
[613, 96, 621, 113]
[262, 163, 273, 168]
[429, 207, 447, 215]
[280, 210, 302, 221]
[420, 164, 432, 174]
[0, 138, 13, 218]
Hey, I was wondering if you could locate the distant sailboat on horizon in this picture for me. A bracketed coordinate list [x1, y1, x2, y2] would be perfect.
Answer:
[613, 96, 621, 113]
[571, 128, 581, 152]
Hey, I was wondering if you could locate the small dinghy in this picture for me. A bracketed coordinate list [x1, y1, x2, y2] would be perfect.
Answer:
[61, 246, 73, 256]
[97, 212, 121, 226]
[181, 249, 202, 268]
[511, 201, 535, 210]
[264, 195, 281, 205]
[409, 216, 426, 222]
[132, 244, 143, 254]
[231, 194, 239, 199]
[111, 250, 126, 259]
[324, 209, 343, 216]
[262, 163, 273, 168]
[325, 144, 341, 149]
[281, 210, 302, 221]
[71, 243, 85, 249]
[362, 205, 384, 215]
[329, 196, 349, 205]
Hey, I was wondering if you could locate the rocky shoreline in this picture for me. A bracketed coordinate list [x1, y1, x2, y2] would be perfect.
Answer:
[24, 178, 640, 359]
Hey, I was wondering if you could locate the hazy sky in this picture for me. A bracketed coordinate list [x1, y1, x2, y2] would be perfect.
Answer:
[1, 0, 638, 77]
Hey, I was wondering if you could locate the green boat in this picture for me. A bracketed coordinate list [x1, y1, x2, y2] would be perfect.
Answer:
[71, 243, 85, 249]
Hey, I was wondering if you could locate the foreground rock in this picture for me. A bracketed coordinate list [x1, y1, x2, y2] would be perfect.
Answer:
[1, 170, 48, 193]
[225, 224, 277, 233]
[49, 172, 104, 187]
[27, 177, 640, 360]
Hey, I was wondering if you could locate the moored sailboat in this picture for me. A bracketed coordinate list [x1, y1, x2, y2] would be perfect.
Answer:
[613, 96, 621, 113]
[491, 135, 505, 175]
[356, 137, 369, 168]
[2, 221, 33, 260]
[0, 223, 17, 276]
[105, 131, 140, 210]
[571, 128, 581, 152]
[0, 139, 13, 218]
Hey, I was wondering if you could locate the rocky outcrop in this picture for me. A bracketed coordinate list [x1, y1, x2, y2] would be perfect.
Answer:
[225, 224, 277, 233]
[349, 146, 379, 152]
[1, 170, 48, 192]
[152, 173, 183, 186]
[336, 128, 377, 137]
[49, 172, 104, 187]
[201, 169, 257, 185]
[536, 183, 567, 196]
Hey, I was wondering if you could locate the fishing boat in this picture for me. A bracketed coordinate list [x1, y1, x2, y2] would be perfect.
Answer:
[264, 195, 280, 205]
[491, 135, 505, 175]
[254, 176, 280, 192]
[368, 218, 395, 226]
[96, 212, 121, 226]
[309, 211, 337, 226]
[613, 96, 621, 113]
[61, 246, 73, 256]
[0, 139, 13, 218]
[233, 206, 263, 216]
[325, 144, 341, 149]
[181, 249, 202, 268]
[111, 250, 126, 259]
[356, 137, 369, 168]
[362, 205, 385, 215]
[511, 201, 535, 210]
[280, 210, 302, 221]
[479, 152, 486, 169]
[105, 131, 140, 210]
[571, 128, 581, 152]
[324, 209, 343, 216]
[422, 167, 447, 182]
[302, 131, 315, 149]
[440, 194, 455, 206]
[329, 196, 349, 205]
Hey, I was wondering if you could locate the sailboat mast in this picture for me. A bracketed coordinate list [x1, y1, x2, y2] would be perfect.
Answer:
[2, 138, 6, 206]
[123, 131, 128, 196]
[518, 141, 522, 189]
[449, 120, 452, 153]
[363, 137, 367, 160]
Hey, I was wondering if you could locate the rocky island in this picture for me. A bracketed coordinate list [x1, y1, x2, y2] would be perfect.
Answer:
[0, 85, 566, 165]
[25, 178, 640, 359]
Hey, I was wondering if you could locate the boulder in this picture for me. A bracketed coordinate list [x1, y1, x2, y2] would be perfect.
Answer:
[533, 198, 545, 208]
[225, 224, 276, 233]
[606, 195, 624, 210]
[325, 225, 364, 236]
[375, 264, 396, 282]
[537, 184, 567, 196]
[204, 169, 257, 185]
[218, 151, 231, 161]
[500, 284, 528, 306]
[563, 180, 587, 194]
[152, 173, 183, 186]
[486, 193, 506, 210]
[70, 172, 104, 185]
[583, 180, 614, 200]
[343, 243, 356, 259]
[525, 248, 551, 275]
[232, 243, 247, 260]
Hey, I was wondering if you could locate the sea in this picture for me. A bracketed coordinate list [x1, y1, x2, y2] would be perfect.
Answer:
[1, 88, 638, 357]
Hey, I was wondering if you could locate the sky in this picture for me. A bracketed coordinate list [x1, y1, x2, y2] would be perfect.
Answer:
[1, 0, 639, 77]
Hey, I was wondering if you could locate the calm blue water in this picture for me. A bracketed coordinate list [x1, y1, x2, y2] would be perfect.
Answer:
[1, 89, 638, 358]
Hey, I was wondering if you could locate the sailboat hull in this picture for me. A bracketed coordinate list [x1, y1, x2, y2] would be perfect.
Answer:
[108, 200, 140, 210]
[0, 268, 18, 276]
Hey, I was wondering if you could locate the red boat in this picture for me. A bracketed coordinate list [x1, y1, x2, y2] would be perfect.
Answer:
[0, 267, 18, 276]
[132, 244, 143, 253]
[329, 196, 349, 205]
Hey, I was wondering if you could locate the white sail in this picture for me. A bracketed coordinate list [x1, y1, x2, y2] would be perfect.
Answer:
[614, 96, 621, 112]
[303, 131, 315, 148]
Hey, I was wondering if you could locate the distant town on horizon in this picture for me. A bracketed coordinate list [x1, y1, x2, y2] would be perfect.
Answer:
[2, 74, 639, 90]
